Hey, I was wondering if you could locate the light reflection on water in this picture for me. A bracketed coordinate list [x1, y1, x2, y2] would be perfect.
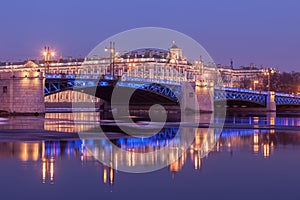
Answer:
[1, 112, 300, 132]
[0, 130, 284, 185]
[0, 112, 300, 199]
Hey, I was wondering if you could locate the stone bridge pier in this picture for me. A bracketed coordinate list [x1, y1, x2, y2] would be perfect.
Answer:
[267, 91, 276, 112]
[0, 71, 45, 115]
[181, 82, 214, 113]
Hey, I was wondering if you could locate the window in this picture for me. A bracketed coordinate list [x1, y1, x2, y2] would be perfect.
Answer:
[3, 86, 7, 93]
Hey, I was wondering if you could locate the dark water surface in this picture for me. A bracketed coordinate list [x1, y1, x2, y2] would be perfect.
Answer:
[0, 112, 300, 200]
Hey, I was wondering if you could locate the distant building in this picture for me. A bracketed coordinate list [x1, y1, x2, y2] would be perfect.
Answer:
[218, 62, 278, 89]
[0, 58, 84, 74]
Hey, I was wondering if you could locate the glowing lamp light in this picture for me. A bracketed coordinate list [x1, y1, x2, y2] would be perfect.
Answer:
[103, 168, 107, 183]
[41, 47, 56, 61]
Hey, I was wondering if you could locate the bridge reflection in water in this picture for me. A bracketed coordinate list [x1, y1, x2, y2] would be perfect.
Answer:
[0, 124, 296, 185]
[2, 112, 300, 185]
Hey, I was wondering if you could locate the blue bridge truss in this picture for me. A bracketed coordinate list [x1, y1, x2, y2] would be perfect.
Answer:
[275, 94, 300, 105]
[44, 74, 300, 107]
[215, 87, 267, 106]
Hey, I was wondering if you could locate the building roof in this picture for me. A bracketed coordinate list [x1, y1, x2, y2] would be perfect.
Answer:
[121, 48, 170, 59]
[0, 58, 84, 67]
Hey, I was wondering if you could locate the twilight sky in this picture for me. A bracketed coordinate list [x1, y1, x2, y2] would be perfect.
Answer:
[0, 0, 299, 71]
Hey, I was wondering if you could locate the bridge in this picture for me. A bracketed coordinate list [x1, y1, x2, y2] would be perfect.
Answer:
[43, 73, 300, 113]
[1, 68, 300, 115]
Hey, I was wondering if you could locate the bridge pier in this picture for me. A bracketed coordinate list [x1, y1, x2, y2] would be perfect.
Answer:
[181, 82, 214, 113]
[0, 71, 45, 115]
[266, 91, 276, 112]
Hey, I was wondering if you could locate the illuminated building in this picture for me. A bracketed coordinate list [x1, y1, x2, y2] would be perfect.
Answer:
[218, 62, 278, 88]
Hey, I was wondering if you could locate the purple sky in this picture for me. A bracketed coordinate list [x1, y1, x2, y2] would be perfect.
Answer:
[0, 0, 299, 71]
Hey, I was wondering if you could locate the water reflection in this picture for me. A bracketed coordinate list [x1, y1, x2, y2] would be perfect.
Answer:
[1, 112, 300, 132]
[0, 112, 299, 136]
[1, 113, 300, 199]
[1, 112, 300, 187]
[0, 126, 299, 186]
[225, 112, 300, 126]
[45, 112, 100, 133]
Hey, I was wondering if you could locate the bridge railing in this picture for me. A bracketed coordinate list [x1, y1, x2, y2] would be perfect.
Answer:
[215, 86, 300, 99]
[45, 73, 78, 79]
[45, 73, 103, 80]
[215, 86, 268, 95]
[45, 73, 190, 86]
[275, 92, 300, 98]
[121, 75, 182, 86]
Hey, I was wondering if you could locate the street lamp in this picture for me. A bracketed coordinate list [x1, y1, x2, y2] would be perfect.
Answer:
[104, 41, 115, 77]
[42, 46, 56, 73]
[264, 68, 274, 91]
[253, 80, 259, 90]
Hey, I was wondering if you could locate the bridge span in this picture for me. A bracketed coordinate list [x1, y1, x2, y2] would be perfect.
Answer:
[44, 73, 300, 113]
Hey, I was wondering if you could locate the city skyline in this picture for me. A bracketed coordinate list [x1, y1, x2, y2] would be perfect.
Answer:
[1, 0, 299, 71]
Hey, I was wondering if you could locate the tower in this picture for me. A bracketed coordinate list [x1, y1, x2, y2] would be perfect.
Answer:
[169, 41, 183, 60]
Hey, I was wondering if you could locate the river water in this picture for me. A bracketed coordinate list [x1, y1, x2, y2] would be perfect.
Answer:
[0, 112, 299, 200]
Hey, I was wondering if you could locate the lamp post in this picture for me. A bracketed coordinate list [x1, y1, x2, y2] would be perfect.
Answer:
[264, 68, 274, 91]
[253, 80, 259, 90]
[43, 47, 56, 73]
[105, 42, 115, 77]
